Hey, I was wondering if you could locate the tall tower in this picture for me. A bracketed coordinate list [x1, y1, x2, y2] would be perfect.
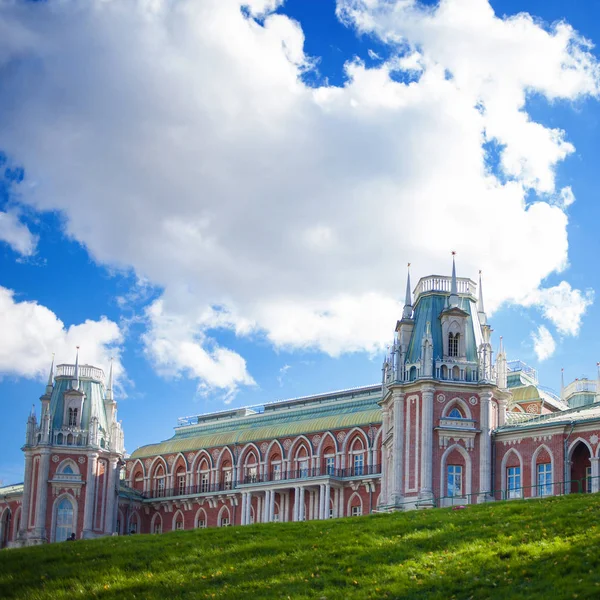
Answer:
[17, 352, 124, 545]
[379, 257, 511, 510]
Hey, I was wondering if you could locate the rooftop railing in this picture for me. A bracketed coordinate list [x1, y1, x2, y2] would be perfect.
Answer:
[413, 276, 476, 299]
[564, 379, 597, 398]
[56, 364, 105, 381]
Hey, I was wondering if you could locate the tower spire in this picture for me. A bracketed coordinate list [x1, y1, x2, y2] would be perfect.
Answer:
[74, 346, 80, 391]
[561, 368, 565, 401]
[478, 270, 488, 326]
[449, 251, 459, 307]
[106, 357, 114, 402]
[402, 263, 413, 320]
[45, 353, 55, 395]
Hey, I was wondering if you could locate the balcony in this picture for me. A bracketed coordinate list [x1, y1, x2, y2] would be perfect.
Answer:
[142, 465, 382, 500]
[413, 276, 476, 299]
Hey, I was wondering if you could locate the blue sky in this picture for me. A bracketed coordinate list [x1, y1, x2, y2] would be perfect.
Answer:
[1, 0, 600, 484]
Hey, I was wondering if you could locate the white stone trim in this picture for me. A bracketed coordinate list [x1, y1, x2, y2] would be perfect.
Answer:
[50, 493, 78, 542]
[346, 491, 363, 516]
[439, 443, 472, 505]
[530, 444, 554, 497]
[500, 448, 524, 499]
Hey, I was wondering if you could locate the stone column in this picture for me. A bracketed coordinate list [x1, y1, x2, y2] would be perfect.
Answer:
[83, 453, 98, 537]
[497, 397, 508, 427]
[324, 482, 331, 519]
[19, 453, 33, 537]
[419, 387, 435, 503]
[592, 458, 600, 493]
[380, 408, 389, 504]
[392, 392, 405, 505]
[293, 487, 299, 522]
[478, 392, 493, 503]
[318, 484, 325, 520]
[246, 493, 252, 524]
[299, 488, 305, 521]
[32, 448, 51, 541]
[269, 490, 275, 521]
[104, 457, 119, 534]
[240, 492, 247, 525]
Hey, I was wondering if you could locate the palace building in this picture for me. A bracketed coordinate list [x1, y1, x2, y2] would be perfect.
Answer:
[2, 259, 600, 547]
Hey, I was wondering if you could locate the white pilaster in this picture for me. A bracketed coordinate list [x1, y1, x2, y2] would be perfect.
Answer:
[269, 490, 275, 521]
[103, 457, 119, 534]
[392, 391, 405, 505]
[32, 449, 51, 540]
[478, 392, 493, 502]
[419, 387, 434, 503]
[83, 453, 98, 536]
[324, 483, 331, 519]
[592, 458, 600, 493]
[19, 453, 33, 537]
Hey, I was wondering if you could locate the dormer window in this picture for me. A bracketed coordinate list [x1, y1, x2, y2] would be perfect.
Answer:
[448, 333, 459, 357]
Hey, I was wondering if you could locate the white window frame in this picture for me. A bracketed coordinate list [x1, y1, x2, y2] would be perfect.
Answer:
[507, 466, 521, 499]
[536, 463, 552, 497]
[447, 464, 463, 497]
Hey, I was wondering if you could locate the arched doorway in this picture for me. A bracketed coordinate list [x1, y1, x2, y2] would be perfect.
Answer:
[0, 509, 11, 549]
[570, 441, 592, 493]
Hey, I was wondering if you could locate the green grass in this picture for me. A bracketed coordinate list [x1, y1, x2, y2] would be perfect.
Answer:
[2, 494, 600, 599]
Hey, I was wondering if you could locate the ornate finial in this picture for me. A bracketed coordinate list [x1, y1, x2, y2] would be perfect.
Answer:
[451, 250, 456, 256]
[449, 252, 458, 306]
[106, 357, 114, 401]
[73, 346, 80, 390]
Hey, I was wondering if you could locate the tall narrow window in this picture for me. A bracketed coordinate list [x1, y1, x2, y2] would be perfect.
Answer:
[223, 469, 232, 490]
[200, 471, 210, 493]
[326, 456, 335, 475]
[507, 466, 521, 499]
[537, 463, 552, 497]
[68, 408, 78, 427]
[298, 459, 309, 479]
[55, 498, 74, 542]
[177, 473, 186, 496]
[353, 453, 364, 476]
[157, 476, 165, 498]
[447, 465, 463, 497]
[245, 465, 257, 484]
[351, 505, 362, 517]
[272, 463, 281, 481]
[448, 333, 459, 357]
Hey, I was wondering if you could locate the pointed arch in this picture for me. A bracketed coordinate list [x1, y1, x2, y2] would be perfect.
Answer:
[288, 435, 313, 460]
[195, 507, 208, 528]
[215, 446, 234, 470]
[128, 459, 146, 488]
[341, 427, 369, 453]
[149, 456, 168, 498]
[50, 493, 78, 543]
[567, 437, 594, 459]
[170, 452, 189, 476]
[440, 443, 472, 504]
[265, 439, 285, 461]
[316, 431, 338, 456]
[237, 443, 262, 468]
[501, 448, 524, 499]
[346, 492, 363, 517]
[0, 507, 11, 549]
[265, 439, 285, 481]
[442, 398, 473, 420]
[217, 505, 231, 527]
[148, 455, 168, 478]
[57, 458, 80, 475]
[172, 509, 185, 531]
[531, 443, 555, 497]
[151, 513, 163, 534]
[191, 449, 213, 473]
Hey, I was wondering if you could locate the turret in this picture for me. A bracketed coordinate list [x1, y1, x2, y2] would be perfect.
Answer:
[25, 405, 37, 446]
[421, 321, 433, 378]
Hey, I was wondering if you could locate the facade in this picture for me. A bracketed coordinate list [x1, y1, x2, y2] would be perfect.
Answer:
[2, 259, 600, 546]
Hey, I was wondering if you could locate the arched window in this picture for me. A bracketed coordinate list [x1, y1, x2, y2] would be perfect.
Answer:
[448, 407, 463, 419]
[448, 333, 459, 357]
[198, 461, 210, 493]
[221, 460, 233, 490]
[55, 498, 74, 542]
[133, 470, 144, 492]
[154, 465, 166, 498]
[350, 438, 366, 476]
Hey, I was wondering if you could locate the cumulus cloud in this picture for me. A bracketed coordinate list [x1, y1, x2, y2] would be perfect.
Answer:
[0, 287, 122, 381]
[522, 282, 594, 336]
[0, 0, 597, 393]
[0, 210, 36, 256]
[531, 325, 556, 361]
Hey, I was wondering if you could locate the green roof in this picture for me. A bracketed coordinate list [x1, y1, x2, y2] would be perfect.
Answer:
[406, 294, 481, 364]
[131, 390, 383, 460]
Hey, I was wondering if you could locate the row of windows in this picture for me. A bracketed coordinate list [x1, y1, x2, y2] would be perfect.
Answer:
[446, 463, 593, 498]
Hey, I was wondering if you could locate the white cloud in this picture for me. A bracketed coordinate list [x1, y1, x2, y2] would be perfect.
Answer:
[142, 298, 255, 402]
[0, 0, 597, 392]
[0, 210, 37, 256]
[531, 325, 556, 361]
[522, 281, 594, 336]
[0, 287, 122, 381]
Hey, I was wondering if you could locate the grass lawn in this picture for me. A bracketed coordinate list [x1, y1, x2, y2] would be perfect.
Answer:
[2, 493, 600, 599]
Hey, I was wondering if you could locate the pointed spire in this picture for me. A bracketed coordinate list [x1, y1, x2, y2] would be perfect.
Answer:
[498, 335, 504, 356]
[73, 346, 80, 390]
[402, 263, 413, 320]
[106, 358, 114, 402]
[449, 251, 459, 307]
[561, 367, 565, 400]
[45, 353, 55, 395]
[30, 404, 36, 419]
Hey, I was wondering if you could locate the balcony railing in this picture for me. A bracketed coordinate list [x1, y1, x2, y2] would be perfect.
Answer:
[141, 465, 382, 500]
[56, 364, 105, 381]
